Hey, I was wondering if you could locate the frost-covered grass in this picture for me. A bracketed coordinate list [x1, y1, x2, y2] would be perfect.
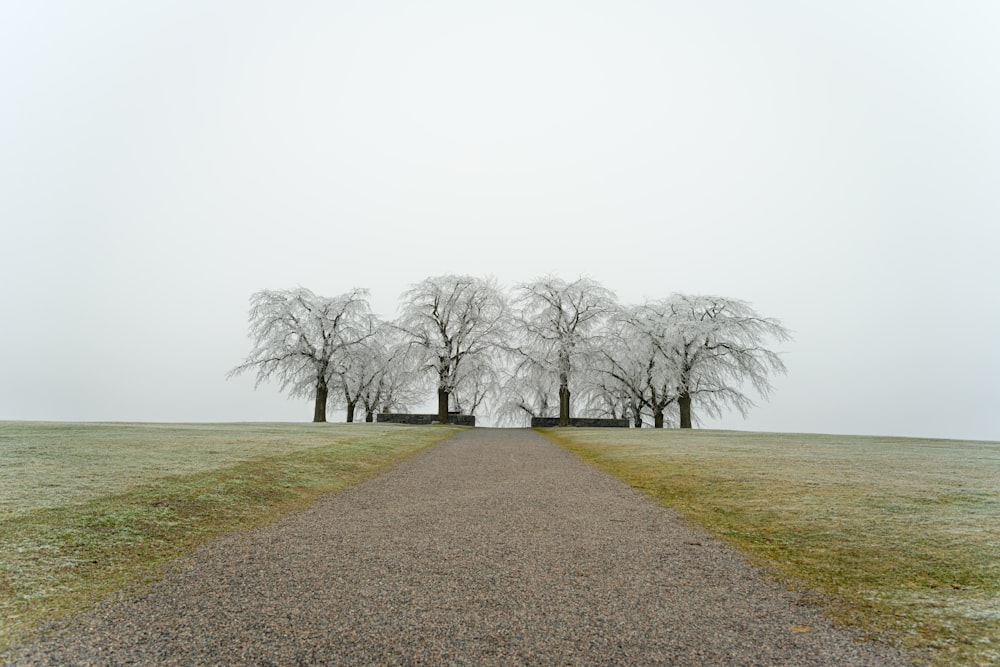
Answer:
[543, 428, 1000, 667]
[0, 421, 462, 653]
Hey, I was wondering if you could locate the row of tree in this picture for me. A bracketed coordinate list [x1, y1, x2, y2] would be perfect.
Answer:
[228, 275, 790, 428]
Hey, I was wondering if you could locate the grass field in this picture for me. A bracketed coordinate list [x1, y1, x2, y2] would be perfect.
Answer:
[0, 421, 462, 652]
[542, 428, 1000, 667]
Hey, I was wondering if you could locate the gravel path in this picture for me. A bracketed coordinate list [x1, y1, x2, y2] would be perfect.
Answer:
[6, 428, 909, 666]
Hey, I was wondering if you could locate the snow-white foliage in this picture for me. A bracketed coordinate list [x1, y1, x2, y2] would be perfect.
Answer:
[395, 275, 508, 414]
[328, 319, 400, 421]
[588, 319, 655, 426]
[230, 279, 790, 428]
[451, 353, 501, 418]
[356, 325, 428, 419]
[227, 288, 373, 420]
[509, 276, 618, 422]
[493, 356, 561, 426]
[625, 294, 791, 426]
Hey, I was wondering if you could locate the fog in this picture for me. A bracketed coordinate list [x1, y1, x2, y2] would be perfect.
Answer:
[2, 1, 998, 440]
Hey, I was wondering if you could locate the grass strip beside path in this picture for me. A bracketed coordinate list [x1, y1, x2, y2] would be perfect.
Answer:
[0, 422, 463, 653]
[542, 428, 1000, 667]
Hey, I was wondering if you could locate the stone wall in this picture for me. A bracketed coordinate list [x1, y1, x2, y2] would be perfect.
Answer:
[530, 417, 629, 428]
[376, 413, 476, 427]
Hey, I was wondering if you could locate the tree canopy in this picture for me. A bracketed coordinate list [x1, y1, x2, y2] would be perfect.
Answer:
[395, 275, 508, 424]
[231, 277, 790, 427]
[227, 288, 374, 422]
[510, 276, 617, 426]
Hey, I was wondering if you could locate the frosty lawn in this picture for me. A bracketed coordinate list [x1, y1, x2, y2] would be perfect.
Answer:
[0, 422, 462, 653]
[544, 428, 1000, 667]
[4, 423, 997, 665]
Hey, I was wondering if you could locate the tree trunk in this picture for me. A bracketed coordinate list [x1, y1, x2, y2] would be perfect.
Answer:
[679, 391, 692, 429]
[558, 384, 570, 427]
[313, 383, 328, 423]
[346, 400, 356, 423]
[437, 387, 450, 424]
[654, 410, 664, 428]
[631, 402, 642, 428]
[365, 410, 374, 423]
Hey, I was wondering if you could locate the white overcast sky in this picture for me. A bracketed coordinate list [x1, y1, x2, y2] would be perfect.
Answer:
[2, 1, 998, 440]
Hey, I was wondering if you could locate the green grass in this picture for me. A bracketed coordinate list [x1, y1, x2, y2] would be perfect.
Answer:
[541, 428, 1000, 667]
[0, 421, 462, 653]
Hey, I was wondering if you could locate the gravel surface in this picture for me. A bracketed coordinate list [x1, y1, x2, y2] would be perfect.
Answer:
[5, 428, 910, 665]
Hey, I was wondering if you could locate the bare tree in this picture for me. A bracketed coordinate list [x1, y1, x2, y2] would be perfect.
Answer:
[511, 276, 618, 426]
[228, 288, 373, 422]
[395, 275, 507, 424]
[640, 295, 790, 428]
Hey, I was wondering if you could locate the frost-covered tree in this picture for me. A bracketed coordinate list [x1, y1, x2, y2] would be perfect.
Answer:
[597, 307, 684, 428]
[356, 327, 426, 422]
[395, 275, 508, 424]
[330, 320, 387, 423]
[584, 368, 643, 425]
[494, 356, 560, 426]
[511, 276, 618, 426]
[228, 288, 373, 422]
[590, 326, 650, 427]
[451, 353, 501, 418]
[643, 295, 790, 428]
